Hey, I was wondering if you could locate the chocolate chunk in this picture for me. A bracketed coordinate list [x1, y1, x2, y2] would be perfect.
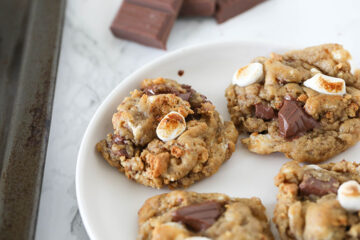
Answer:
[142, 84, 193, 101]
[178, 92, 192, 101]
[278, 100, 319, 138]
[142, 84, 178, 96]
[181, 84, 192, 90]
[178, 70, 184, 76]
[113, 148, 129, 157]
[180, 0, 216, 16]
[127, 0, 183, 13]
[215, 0, 266, 24]
[299, 172, 339, 197]
[255, 103, 275, 120]
[110, 1, 182, 49]
[172, 201, 224, 232]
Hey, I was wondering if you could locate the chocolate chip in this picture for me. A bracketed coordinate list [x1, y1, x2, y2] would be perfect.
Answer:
[278, 100, 319, 138]
[255, 103, 275, 120]
[178, 70, 184, 76]
[299, 172, 339, 197]
[172, 201, 224, 232]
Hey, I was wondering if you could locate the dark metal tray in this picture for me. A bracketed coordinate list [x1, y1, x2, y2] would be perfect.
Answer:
[0, 0, 65, 239]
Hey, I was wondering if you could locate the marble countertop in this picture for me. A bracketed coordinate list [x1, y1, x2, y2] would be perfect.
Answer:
[35, 0, 359, 239]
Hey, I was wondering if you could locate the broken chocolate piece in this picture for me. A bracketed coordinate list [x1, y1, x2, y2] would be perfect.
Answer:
[255, 103, 275, 120]
[278, 100, 319, 138]
[110, 1, 182, 49]
[299, 172, 339, 197]
[180, 0, 216, 16]
[215, 0, 266, 24]
[127, 0, 183, 13]
[172, 201, 224, 232]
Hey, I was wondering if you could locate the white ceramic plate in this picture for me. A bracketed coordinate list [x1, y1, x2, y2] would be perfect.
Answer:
[76, 41, 360, 240]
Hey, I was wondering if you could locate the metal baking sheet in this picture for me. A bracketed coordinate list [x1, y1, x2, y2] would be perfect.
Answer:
[0, 0, 65, 239]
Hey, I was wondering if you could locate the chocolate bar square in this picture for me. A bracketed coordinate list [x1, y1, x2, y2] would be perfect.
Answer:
[180, 0, 216, 16]
[110, 0, 183, 49]
[126, 0, 183, 13]
[215, 0, 266, 23]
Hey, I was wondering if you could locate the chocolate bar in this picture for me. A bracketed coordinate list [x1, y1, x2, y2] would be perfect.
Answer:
[215, 0, 266, 23]
[127, 0, 183, 13]
[180, 0, 216, 16]
[110, 0, 183, 49]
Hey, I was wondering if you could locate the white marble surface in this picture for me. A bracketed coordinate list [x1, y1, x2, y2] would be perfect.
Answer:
[35, 0, 360, 239]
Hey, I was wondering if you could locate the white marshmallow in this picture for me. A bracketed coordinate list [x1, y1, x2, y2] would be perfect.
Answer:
[304, 164, 322, 170]
[127, 121, 142, 139]
[184, 237, 212, 240]
[156, 111, 186, 142]
[331, 50, 344, 61]
[337, 180, 360, 212]
[303, 73, 346, 95]
[232, 63, 264, 87]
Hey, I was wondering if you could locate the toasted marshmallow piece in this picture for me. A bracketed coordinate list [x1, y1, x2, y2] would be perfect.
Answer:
[156, 111, 186, 142]
[232, 63, 264, 87]
[303, 73, 346, 95]
[337, 180, 360, 212]
[184, 237, 212, 240]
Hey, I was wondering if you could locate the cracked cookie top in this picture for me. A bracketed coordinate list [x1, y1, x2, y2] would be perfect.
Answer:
[96, 78, 238, 188]
[225, 44, 360, 163]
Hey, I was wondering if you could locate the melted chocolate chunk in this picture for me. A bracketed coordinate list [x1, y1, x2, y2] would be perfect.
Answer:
[255, 103, 275, 120]
[299, 172, 339, 197]
[110, 135, 130, 157]
[142, 84, 178, 96]
[113, 148, 129, 157]
[278, 100, 319, 138]
[172, 201, 224, 232]
[142, 84, 193, 101]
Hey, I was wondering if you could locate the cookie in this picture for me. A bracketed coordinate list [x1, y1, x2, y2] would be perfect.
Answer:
[96, 78, 238, 188]
[137, 191, 274, 240]
[225, 44, 360, 163]
[273, 160, 360, 240]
